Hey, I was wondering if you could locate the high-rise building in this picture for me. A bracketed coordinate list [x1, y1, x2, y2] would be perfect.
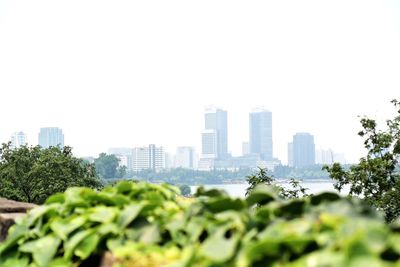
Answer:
[201, 129, 217, 158]
[242, 142, 249, 156]
[201, 107, 228, 159]
[288, 142, 294, 167]
[249, 108, 273, 160]
[38, 127, 64, 148]
[10, 131, 28, 149]
[316, 149, 334, 165]
[175, 146, 196, 169]
[292, 132, 315, 167]
[131, 145, 165, 171]
[149, 144, 165, 170]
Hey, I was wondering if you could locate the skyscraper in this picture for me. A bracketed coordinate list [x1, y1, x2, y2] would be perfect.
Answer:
[175, 146, 196, 169]
[38, 127, 64, 148]
[131, 145, 165, 171]
[292, 132, 315, 167]
[288, 142, 294, 167]
[201, 107, 228, 159]
[249, 108, 273, 160]
[10, 131, 28, 148]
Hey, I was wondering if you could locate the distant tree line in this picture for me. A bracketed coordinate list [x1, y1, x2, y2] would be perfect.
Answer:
[112, 165, 334, 185]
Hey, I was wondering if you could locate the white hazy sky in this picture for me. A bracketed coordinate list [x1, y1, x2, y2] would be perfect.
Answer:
[1, 0, 400, 164]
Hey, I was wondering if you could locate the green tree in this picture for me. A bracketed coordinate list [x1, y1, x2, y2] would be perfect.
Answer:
[245, 167, 309, 199]
[179, 184, 191, 196]
[94, 153, 122, 179]
[324, 99, 400, 222]
[0, 143, 102, 204]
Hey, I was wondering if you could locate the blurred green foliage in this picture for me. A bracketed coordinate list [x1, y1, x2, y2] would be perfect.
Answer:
[1, 181, 400, 266]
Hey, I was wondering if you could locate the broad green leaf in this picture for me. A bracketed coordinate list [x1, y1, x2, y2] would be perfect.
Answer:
[116, 181, 133, 194]
[205, 197, 246, 213]
[201, 235, 238, 262]
[0, 257, 29, 267]
[310, 192, 340, 206]
[48, 258, 71, 267]
[64, 230, 93, 260]
[139, 225, 161, 244]
[74, 232, 100, 260]
[0, 224, 29, 256]
[117, 203, 143, 228]
[88, 206, 118, 223]
[246, 184, 279, 206]
[19, 235, 61, 267]
[50, 217, 86, 240]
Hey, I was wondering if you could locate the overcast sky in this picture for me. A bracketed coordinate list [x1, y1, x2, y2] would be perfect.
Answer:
[1, 0, 399, 164]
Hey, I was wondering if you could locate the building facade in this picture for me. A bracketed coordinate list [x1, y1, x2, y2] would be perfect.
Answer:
[201, 107, 228, 159]
[249, 109, 273, 161]
[131, 145, 165, 172]
[10, 131, 27, 149]
[38, 127, 64, 148]
[292, 132, 315, 167]
[175, 146, 196, 169]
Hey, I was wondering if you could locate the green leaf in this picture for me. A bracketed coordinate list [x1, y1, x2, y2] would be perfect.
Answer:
[45, 193, 65, 204]
[201, 235, 238, 262]
[50, 216, 87, 240]
[117, 204, 143, 228]
[116, 181, 133, 194]
[0, 257, 29, 267]
[19, 235, 61, 267]
[74, 232, 100, 260]
[206, 197, 246, 213]
[64, 230, 93, 260]
[139, 225, 161, 244]
[88, 206, 118, 223]
[0, 224, 29, 256]
[246, 184, 279, 206]
[310, 192, 340, 206]
[48, 258, 71, 267]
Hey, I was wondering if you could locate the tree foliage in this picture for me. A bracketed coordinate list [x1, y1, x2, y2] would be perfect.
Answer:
[0, 143, 102, 204]
[245, 167, 310, 199]
[1, 181, 400, 266]
[324, 99, 400, 222]
[178, 184, 191, 196]
[94, 153, 126, 179]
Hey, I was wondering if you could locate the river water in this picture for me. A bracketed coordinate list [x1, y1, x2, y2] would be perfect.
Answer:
[190, 180, 345, 198]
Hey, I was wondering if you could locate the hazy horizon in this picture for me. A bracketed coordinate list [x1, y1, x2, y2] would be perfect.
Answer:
[1, 0, 399, 164]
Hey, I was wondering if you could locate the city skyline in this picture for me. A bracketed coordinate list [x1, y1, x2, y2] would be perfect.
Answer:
[1, 1, 399, 164]
[1, 106, 346, 167]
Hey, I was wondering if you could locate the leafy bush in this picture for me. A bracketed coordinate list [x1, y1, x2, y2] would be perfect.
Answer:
[1, 181, 400, 267]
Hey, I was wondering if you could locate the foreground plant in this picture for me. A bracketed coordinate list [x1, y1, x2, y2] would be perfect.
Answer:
[1, 181, 400, 267]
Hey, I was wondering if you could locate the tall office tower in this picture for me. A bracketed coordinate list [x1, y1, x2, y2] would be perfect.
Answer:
[149, 144, 165, 170]
[201, 106, 228, 159]
[249, 108, 273, 160]
[10, 131, 28, 148]
[288, 142, 294, 167]
[38, 127, 64, 148]
[131, 145, 165, 171]
[316, 149, 334, 165]
[292, 132, 315, 167]
[242, 142, 249, 156]
[132, 147, 149, 172]
[175, 146, 195, 169]
[201, 129, 217, 158]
